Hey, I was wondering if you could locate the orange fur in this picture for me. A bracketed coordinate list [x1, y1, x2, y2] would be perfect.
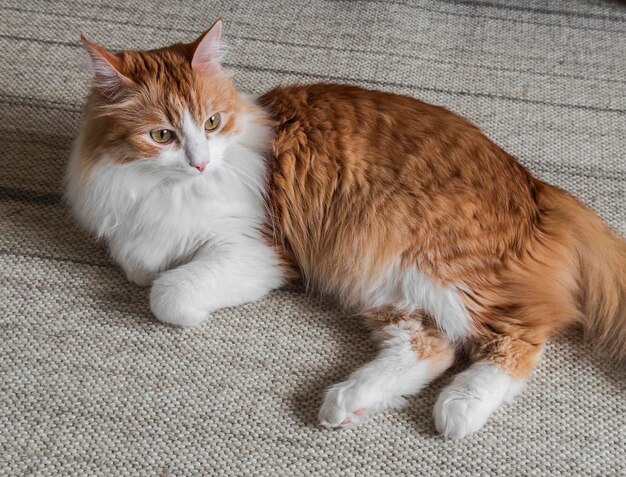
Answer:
[259, 83, 626, 377]
[76, 31, 626, 386]
[78, 34, 243, 177]
[363, 307, 455, 379]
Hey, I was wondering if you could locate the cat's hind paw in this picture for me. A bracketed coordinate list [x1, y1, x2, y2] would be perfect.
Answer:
[318, 380, 405, 429]
[319, 401, 370, 429]
[433, 362, 523, 440]
[433, 388, 494, 439]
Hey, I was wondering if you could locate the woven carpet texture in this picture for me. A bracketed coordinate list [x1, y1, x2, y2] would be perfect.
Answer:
[1, 1, 625, 476]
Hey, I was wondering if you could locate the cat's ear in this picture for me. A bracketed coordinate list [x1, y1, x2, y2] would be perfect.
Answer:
[190, 18, 223, 74]
[80, 35, 133, 94]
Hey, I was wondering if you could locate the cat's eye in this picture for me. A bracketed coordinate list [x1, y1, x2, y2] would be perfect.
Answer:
[150, 129, 174, 144]
[204, 113, 221, 131]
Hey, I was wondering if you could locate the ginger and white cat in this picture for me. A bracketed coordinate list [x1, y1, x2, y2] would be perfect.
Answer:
[66, 20, 626, 439]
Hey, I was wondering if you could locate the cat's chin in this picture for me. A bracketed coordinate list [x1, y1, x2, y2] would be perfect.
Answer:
[146, 166, 208, 184]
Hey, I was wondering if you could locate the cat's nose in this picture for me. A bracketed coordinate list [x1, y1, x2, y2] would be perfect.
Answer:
[193, 161, 209, 172]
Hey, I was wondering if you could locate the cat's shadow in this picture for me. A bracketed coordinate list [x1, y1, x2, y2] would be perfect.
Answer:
[283, 298, 377, 430]
[1, 128, 157, 330]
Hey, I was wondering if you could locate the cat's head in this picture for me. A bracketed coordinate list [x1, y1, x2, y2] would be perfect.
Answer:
[79, 19, 253, 180]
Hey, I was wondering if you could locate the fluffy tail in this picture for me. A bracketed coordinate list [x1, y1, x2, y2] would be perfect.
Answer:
[552, 187, 626, 360]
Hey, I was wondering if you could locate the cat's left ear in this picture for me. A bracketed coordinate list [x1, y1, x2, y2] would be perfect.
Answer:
[80, 35, 134, 96]
[190, 18, 223, 73]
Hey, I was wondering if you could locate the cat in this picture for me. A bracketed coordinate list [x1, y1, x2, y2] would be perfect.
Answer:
[66, 19, 626, 440]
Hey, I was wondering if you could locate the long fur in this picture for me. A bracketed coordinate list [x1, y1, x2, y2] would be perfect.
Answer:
[555, 189, 626, 360]
[67, 24, 625, 439]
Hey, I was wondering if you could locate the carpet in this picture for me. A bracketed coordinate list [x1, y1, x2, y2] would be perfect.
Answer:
[1, 0, 625, 475]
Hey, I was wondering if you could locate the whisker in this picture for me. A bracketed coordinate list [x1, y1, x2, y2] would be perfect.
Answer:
[222, 162, 279, 243]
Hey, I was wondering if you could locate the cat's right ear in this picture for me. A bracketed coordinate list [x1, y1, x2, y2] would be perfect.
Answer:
[80, 35, 133, 95]
[190, 18, 223, 73]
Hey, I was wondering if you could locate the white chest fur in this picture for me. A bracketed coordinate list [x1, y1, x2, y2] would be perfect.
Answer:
[65, 132, 270, 276]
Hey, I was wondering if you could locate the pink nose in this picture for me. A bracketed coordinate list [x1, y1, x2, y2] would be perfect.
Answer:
[193, 161, 208, 172]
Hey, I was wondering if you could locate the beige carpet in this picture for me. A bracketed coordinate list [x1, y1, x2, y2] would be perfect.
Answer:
[1, 1, 625, 475]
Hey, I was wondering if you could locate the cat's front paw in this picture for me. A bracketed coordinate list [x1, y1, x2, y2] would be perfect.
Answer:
[149, 275, 209, 327]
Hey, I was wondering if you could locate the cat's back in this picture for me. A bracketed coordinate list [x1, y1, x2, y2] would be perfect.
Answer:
[258, 82, 537, 216]
[258, 83, 542, 285]
[258, 83, 472, 146]
[258, 83, 530, 182]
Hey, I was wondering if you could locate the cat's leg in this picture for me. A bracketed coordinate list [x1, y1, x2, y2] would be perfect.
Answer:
[121, 261, 157, 288]
[149, 238, 283, 327]
[319, 307, 454, 428]
[434, 335, 543, 439]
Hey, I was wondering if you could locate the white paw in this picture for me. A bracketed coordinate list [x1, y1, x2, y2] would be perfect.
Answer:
[319, 380, 405, 429]
[149, 275, 209, 327]
[433, 362, 524, 439]
[433, 386, 495, 439]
